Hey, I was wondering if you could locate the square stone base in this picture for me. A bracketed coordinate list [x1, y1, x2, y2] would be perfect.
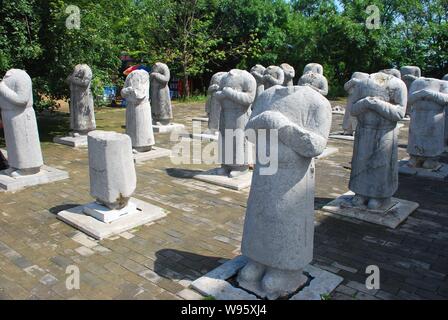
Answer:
[57, 197, 167, 240]
[192, 117, 209, 123]
[133, 147, 171, 164]
[153, 123, 185, 134]
[190, 256, 343, 300]
[399, 160, 448, 181]
[321, 191, 419, 228]
[83, 201, 138, 223]
[0, 165, 69, 192]
[178, 132, 219, 142]
[316, 147, 338, 159]
[53, 135, 88, 148]
[193, 168, 253, 190]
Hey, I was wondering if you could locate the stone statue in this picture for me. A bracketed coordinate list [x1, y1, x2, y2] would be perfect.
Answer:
[380, 68, 401, 79]
[67, 64, 96, 135]
[263, 66, 284, 90]
[348, 72, 407, 210]
[401, 66, 421, 116]
[280, 63, 295, 87]
[150, 62, 173, 125]
[238, 85, 331, 300]
[205, 72, 226, 133]
[0, 69, 43, 177]
[250, 65, 266, 99]
[215, 69, 256, 177]
[297, 63, 328, 96]
[443, 74, 448, 81]
[407, 77, 448, 169]
[121, 70, 155, 153]
[87, 131, 136, 210]
[342, 72, 369, 135]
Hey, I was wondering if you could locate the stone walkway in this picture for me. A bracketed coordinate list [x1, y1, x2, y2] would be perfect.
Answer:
[0, 101, 447, 300]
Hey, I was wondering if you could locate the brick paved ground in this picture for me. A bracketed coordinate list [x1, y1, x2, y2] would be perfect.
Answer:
[0, 100, 447, 300]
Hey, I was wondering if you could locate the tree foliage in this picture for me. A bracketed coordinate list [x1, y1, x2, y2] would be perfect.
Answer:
[0, 0, 447, 106]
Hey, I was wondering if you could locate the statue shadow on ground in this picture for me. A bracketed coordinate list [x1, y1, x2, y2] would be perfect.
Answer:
[165, 168, 204, 179]
[314, 197, 336, 210]
[48, 203, 80, 215]
[154, 248, 224, 281]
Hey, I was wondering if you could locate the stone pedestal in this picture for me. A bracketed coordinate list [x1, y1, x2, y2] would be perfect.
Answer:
[133, 147, 171, 164]
[57, 197, 166, 240]
[316, 147, 338, 159]
[83, 201, 138, 223]
[0, 149, 69, 192]
[152, 123, 185, 134]
[190, 256, 343, 300]
[322, 191, 419, 228]
[332, 106, 345, 115]
[53, 135, 88, 148]
[399, 159, 448, 181]
[193, 168, 253, 190]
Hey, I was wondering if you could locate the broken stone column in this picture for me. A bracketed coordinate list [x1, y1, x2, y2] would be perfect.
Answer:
[342, 72, 369, 136]
[121, 70, 155, 153]
[348, 72, 406, 210]
[216, 69, 256, 177]
[263, 66, 284, 90]
[250, 65, 266, 99]
[400, 66, 421, 116]
[280, 63, 295, 87]
[238, 85, 331, 300]
[297, 63, 328, 96]
[68, 64, 96, 135]
[0, 69, 43, 177]
[150, 62, 173, 125]
[205, 72, 226, 133]
[407, 77, 448, 169]
[87, 131, 136, 213]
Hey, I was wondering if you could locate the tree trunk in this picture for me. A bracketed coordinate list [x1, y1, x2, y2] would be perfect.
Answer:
[183, 73, 190, 99]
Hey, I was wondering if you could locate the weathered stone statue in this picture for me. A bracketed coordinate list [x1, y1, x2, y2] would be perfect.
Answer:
[250, 65, 266, 99]
[238, 85, 331, 300]
[297, 63, 329, 96]
[67, 64, 96, 135]
[205, 72, 226, 133]
[443, 74, 448, 81]
[407, 77, 448, 169]
[401, 66, 421, 116]
[87, 131, 136, 211]
[342, 72, 369, 135]
[263, 66, 284, 90]
[280, 63, 295, 87]
[0, 69, 43, 177]
[348, 72, 407, 210]
[150, 62, 173, 125]
[380, 68, 401, 79]
[121, 70, 155, 153]
[215, 69, 256, 177]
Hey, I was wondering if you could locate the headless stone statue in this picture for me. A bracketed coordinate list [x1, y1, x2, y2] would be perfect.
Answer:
[67, 64, 96, 135]
[150, 62, 173, 125]
[401, 66, 421, 116]
[205, 72, 226, 133]
[121, 70, 155, 153]
[215, 69, 256, 177]
[263, 66, 284, 90]
[250, 65, 266, 99]
[342, 72, 369, 135]
[0, 69, 43, 177]
[238, 85, 331, 300]
[348, 72, 407, 210]
[280, 63, 295, 87]
[88, 131, 136, 210]
[407, 77, 448, 169]
[297, 63, 329, 96]
[380, 68, 401, 79]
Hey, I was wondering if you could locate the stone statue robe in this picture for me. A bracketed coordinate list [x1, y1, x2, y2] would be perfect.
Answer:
[242, 85, 331, 271]
[407, 78, 448, 158]
[150, 63, 173, 123]
[217, 70, 256, 169]
[205, 72, 226, 132]
[67, 64, 96, 133]
[349, 73, 406, 199]
[400, 66, 421, 115]
[342, 72, 369, 134]
[250, 65, 266, 100]
[121, 70, 155, 150]
[0, 69, 43, 170]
